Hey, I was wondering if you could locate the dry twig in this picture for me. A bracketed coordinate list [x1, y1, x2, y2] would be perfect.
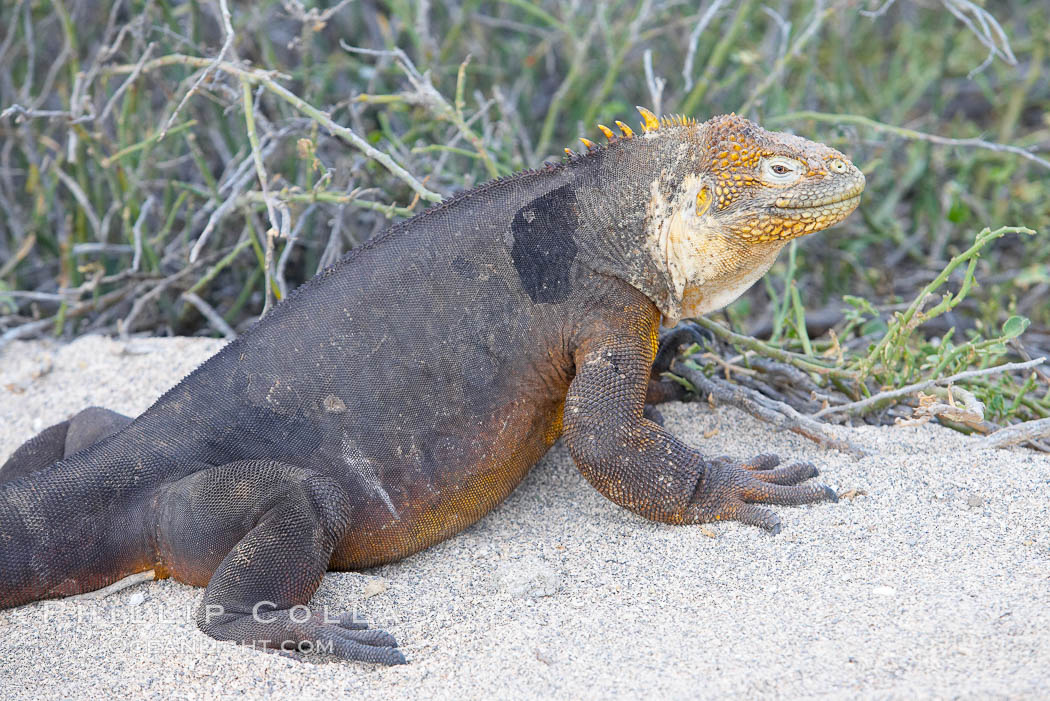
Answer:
[677, 361, 866, 458]
[979, 417, 1050, 449]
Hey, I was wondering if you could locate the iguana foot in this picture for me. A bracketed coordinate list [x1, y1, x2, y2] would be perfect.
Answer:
[199, 607, 405, 665]
[686, 453, 836, 534]
[642, 405, 666, 426]
[653, 321, 711, 375]
[647, 321, 711, 405]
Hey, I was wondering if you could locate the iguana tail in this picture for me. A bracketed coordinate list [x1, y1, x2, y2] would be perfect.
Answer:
[0, 410, 156, 608]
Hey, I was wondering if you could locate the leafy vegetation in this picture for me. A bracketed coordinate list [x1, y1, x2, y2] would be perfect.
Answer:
[0, 0, 1046, 436]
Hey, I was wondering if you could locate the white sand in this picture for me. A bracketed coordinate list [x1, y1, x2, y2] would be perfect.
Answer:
[1, 335, 1048, 699]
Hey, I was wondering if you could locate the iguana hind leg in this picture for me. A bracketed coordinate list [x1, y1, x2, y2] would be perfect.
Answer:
[154, 459, 405, 665]
[0, 407, 132, 484]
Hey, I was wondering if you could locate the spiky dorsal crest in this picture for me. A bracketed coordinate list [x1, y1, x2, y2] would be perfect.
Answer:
[660, 114, 697, 127]
[562, 107, 699, 161]
[614, 120, 634, 138]
[637, 106, 660, 132]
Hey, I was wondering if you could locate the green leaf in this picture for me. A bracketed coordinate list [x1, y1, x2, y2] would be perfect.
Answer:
[860, 318, 888, 336]
[947, 196, 970, 224]
[1014, 266, 1050, 287]
[1002, 315, 1030, 339]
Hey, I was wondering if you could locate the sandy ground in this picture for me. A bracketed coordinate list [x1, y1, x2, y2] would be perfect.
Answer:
[0, 334, 1048, 700]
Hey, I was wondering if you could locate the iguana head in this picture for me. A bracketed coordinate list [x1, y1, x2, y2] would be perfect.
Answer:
[603, 110, 865, 325]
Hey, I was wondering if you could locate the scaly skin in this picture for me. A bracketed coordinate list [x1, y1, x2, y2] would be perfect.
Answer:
[0, 111, 864, 665]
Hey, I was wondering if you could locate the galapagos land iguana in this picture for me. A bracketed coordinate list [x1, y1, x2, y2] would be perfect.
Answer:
[0, 110, 865, 665]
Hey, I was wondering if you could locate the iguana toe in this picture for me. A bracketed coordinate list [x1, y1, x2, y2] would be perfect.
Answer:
[322, 623, 406, 664]
[746, 460, 820, 485]
[336, 627, 399, 648]
[738, 453, 781, 470]
[724, 503, 783, 534]
[686, 453, 836, 531]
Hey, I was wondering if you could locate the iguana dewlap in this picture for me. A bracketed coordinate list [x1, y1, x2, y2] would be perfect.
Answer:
[0, 111, 864, 665]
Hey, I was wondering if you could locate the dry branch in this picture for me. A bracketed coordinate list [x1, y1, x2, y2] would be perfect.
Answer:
[676, 361, 866, 458]
[978, 417, 1050, 450]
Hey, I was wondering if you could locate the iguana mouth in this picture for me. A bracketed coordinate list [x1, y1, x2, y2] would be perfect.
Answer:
[773, 183, 865, 210]
[776, 193, 862, 215]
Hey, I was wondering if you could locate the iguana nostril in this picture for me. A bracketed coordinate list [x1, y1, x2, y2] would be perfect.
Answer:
[828, 158, 847, 174]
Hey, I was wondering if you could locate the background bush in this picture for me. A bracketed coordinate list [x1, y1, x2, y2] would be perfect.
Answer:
[0, 0, 1047, 429]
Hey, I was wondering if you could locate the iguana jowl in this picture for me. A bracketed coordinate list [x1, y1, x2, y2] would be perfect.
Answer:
[0, 111, 864, 665]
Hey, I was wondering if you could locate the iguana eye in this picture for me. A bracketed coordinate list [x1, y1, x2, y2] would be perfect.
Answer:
[761, 156, 803, 184]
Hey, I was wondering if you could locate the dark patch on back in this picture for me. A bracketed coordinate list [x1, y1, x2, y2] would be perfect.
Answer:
[510, 184, 578, 303]
[450, 255, 475, 277]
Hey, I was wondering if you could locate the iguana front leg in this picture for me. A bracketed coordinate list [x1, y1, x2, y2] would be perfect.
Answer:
[563, 301, 835, 532]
